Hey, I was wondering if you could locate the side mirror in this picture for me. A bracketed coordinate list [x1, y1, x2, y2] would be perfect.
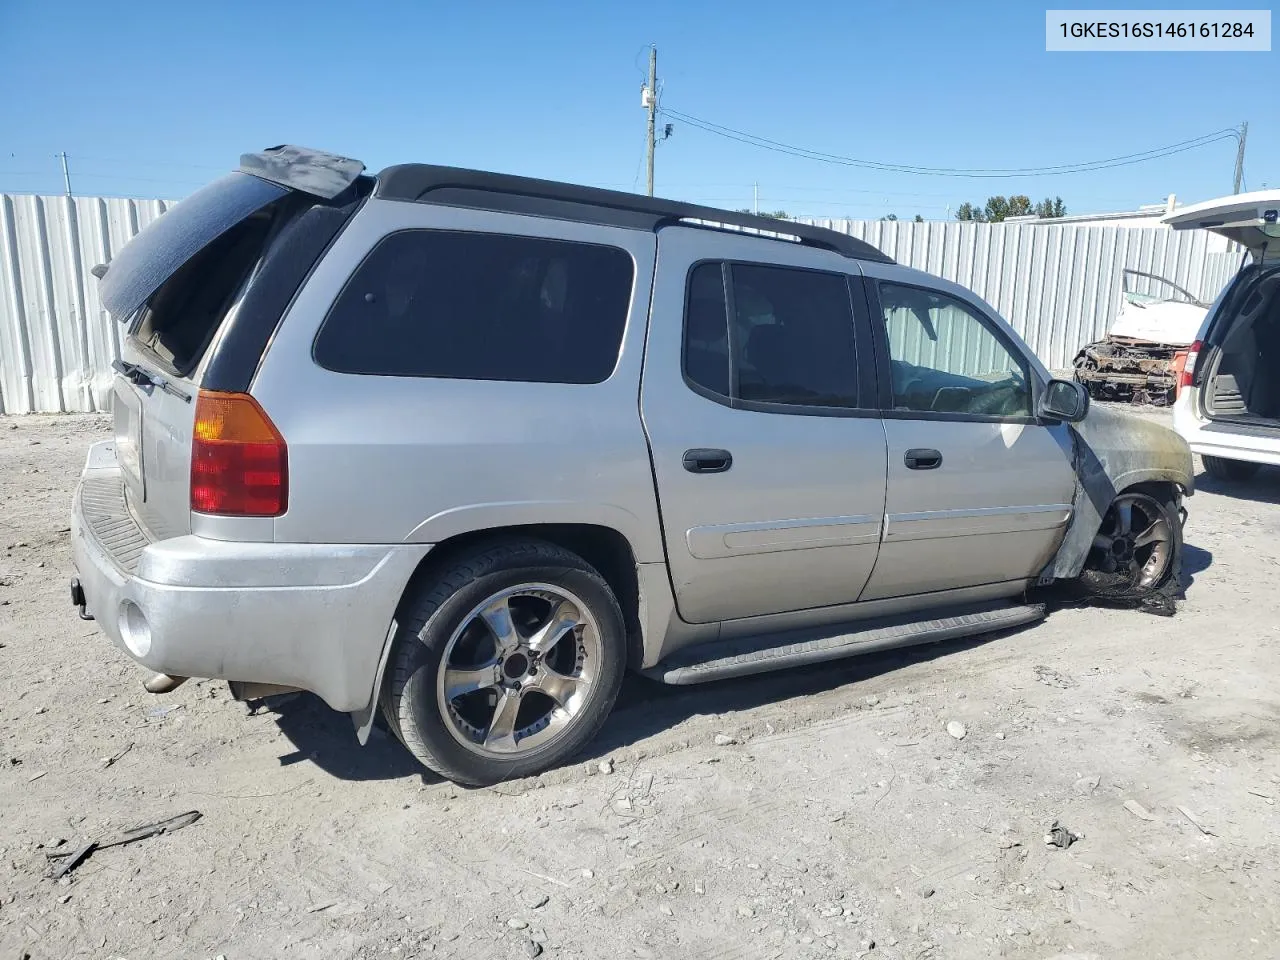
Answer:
[1038, 378, 1089, 423]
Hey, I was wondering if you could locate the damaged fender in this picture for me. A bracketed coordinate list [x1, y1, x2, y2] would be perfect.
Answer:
[1048, 404, 1194, 580]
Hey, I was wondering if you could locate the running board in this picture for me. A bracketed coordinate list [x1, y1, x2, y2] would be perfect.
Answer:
[645, 602, 1045, 685]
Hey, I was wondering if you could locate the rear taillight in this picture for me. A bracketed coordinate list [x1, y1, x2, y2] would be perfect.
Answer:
[190, 390, 288, 516]
[1174, 340, 1202, 398]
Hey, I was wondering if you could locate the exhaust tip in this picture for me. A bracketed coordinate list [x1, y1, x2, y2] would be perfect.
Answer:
[143, 672, 188, 694]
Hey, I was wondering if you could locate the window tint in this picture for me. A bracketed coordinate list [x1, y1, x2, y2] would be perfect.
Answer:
[879, 282, 1031, 417]
[129, 210, 276, 375]
[314, 230, 634, 383]
[684, 263, 732, 398]
[682, 262, 860, 409]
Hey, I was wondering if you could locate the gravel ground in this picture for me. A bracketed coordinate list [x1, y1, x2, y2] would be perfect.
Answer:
[2, 410, 1279, 960]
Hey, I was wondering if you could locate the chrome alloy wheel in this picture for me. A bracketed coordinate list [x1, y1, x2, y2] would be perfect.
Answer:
[436, 583, 601, 758]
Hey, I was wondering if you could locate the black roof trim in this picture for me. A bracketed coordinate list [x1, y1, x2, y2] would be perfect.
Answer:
[373, 164, 893, 264]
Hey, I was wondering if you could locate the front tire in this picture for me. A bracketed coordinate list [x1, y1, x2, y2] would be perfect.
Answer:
[381, 539, 627, 786]
[1077, 489, 1182, 601]
[1202, 455, 1261, 482]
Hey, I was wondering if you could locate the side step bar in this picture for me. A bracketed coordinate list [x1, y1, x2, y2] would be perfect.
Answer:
[645, 602, 1045, 685]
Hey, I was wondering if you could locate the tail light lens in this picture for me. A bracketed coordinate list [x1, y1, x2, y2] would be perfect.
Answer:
[1174, 340, 1202, 398]
[190, 390, 288, 516]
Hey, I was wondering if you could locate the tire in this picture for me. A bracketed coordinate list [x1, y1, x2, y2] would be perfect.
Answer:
[1077, 489, 1182, 601]
[1202, 455, 1261, 482]
[380, 539, 626, 786]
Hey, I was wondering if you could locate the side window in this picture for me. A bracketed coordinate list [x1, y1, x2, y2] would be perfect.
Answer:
[682, 262, 860, 409]
[878, 282, 1031, 418]
[314, 230, 635, 383]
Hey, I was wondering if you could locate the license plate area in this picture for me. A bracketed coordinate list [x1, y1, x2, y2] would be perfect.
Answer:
[113, 380, 145, 503]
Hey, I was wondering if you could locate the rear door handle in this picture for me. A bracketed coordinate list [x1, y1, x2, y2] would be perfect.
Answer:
[904, 448, 943, 470]
[683, 448, 733, 474]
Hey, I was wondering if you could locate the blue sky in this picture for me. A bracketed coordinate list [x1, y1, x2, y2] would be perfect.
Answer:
[0, 0, 1274, 218]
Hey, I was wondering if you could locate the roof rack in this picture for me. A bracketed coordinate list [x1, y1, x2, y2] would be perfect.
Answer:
[374, 164, 893, 264]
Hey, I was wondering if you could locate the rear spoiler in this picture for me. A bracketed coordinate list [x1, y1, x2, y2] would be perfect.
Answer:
[238, 145, 366, 200]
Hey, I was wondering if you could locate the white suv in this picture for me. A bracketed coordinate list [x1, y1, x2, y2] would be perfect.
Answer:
[1166, 191, 1280, 481]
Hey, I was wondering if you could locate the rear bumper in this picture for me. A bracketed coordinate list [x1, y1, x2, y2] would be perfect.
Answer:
[1173, 392, 1280, 466]
[71, 441, 431, 711]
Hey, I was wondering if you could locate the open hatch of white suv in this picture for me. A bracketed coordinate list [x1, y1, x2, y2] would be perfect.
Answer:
[1166, 191, 1280, 480]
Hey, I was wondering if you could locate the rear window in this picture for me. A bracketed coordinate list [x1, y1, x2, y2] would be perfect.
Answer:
[128, 210, 276, 375]
[313, 230, 635, 383]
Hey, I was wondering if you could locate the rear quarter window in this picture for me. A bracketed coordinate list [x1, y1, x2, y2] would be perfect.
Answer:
[313, 230, 635, 384]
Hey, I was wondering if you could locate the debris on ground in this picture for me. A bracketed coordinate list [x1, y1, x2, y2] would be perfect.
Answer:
[946, 721, 967, 740]
[1044, 821, 1082, 849]
[1034, 665, 1075, 688]
[1123, 799, 1157, 822]
[1177, 805, 1216, 836]
[713, 733, 738, 746]
[48, 842, 97, 881]
[101, 742, 133, 769]
[596, 759, 613, 775]
[1074, 774, 1101, 796]
[45, 811, 202, 879]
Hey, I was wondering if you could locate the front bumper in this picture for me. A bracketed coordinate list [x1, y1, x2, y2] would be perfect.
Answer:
[71, 441, 430, 711]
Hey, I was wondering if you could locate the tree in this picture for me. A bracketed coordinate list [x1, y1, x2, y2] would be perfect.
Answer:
[1007, 195, 1033, 218]
[956, 195, 1046, 222]
[1034, 196, 1067, 218]
[881, 213, 898, 221]
[983, 196, 1011, 222]
[735, 208, 790, 220]
[913, 214, 924, 222]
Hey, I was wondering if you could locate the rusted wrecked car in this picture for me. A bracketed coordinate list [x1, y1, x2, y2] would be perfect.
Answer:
[1073, 269, 1210, 405]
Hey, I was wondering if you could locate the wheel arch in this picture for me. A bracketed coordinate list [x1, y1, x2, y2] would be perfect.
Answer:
[1048, 470, 1189, 581]
[352, 522, 648, 745]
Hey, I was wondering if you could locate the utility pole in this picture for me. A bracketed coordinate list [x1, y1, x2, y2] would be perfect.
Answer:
[1232, 121, 1248, 194]
[753, 182, 759, 215]
[56, 152, 72, 196]
[644, 46, 657, 197]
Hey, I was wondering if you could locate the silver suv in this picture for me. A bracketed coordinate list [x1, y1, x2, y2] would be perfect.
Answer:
[71, 146, 1194, 785]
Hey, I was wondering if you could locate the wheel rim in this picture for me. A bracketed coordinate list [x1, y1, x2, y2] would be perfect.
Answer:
[436, 583, 601, 759]
[1089, 493, 1174, 590]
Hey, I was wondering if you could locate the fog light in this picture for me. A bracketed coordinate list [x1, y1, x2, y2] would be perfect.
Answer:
[119, 601, 152, 658]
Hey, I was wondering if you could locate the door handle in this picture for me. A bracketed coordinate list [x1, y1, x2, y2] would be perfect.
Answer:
[904, 448, 943, 470]
[683, 448, 733, 474]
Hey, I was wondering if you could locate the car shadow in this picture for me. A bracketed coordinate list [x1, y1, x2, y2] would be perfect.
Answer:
[267, 693, 439, 784]
[262, 626, 1028, 785]
[258, 629, 1018, 785]
[1181, 542, 1213, 589]
[584, 630, 1013, 763]
[1194, 464, 1280, 505]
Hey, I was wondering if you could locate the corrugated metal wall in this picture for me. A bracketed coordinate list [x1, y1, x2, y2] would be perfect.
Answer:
[0, 194, 172, 414]
[0, 194, 1242, 413]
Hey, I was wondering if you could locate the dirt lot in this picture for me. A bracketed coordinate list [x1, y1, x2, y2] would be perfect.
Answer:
[2, 410, 1279, 960]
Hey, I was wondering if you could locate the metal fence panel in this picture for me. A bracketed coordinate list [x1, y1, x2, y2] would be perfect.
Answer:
[0, 194, 172, 413]
[0, 195, 1242, 413]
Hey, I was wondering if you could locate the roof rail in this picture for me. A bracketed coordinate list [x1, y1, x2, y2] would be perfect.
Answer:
[373, 164, 893, 264]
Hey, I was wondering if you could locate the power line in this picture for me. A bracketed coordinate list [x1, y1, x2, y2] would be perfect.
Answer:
[660, 107, 1240, 178]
